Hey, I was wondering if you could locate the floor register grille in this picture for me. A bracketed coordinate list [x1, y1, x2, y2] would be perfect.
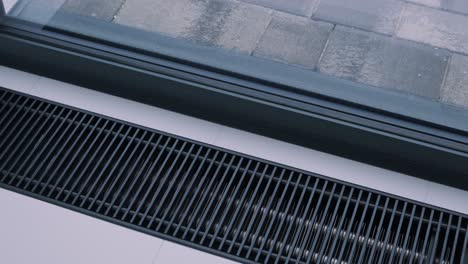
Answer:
[0, 87, 467, 263]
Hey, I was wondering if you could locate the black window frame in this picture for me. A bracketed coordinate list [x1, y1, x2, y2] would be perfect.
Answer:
[0, 4, 467, 190]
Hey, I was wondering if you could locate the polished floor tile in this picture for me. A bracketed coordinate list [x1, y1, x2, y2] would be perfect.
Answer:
[0, 189, 163, 264]
[0, 66, 39, 94]
[154, 242, 237, 264]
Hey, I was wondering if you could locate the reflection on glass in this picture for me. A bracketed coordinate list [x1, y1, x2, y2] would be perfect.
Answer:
[6, 0, 468, 112]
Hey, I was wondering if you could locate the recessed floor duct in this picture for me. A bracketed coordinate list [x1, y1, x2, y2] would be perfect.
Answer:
[0, 87, 467, 263]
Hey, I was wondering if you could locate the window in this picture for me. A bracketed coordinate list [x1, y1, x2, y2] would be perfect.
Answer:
[1, 0, 468, 189]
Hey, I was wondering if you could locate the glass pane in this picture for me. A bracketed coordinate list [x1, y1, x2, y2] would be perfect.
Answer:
[4, 0, 468, 131]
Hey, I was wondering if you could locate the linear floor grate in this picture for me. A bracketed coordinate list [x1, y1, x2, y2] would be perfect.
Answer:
[0, 87, 468, 263]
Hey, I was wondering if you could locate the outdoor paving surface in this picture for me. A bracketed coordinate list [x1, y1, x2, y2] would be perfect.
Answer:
[397, 4, 468, 55]
[10, 0, 468, 109]
[441, 54, 468, 107]
[61, 0, 125, 21]
[253, 12, 333, 69]
[313, 0, 404, 35]
[318, 26, 450, 98]
[409, 0, 468, 15]
[241, 0, 318, 17]
[115, 0, 272, 53]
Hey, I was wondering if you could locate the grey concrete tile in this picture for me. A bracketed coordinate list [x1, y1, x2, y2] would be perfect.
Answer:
[154, 242, 237, 264]
[409, 0, 441, 7]
[314, 0, 403, 35]
[211, 1, 272, 54]
[115, 0, 272, 54]
[319, 26, 450, 98]
[240, 0, 319, 17]
[397, 4, 468, 55]
[253, 12, 333, 69]
[115, 0, 204, 39]
[434, 0, 468, 15]
[409, 0, 468, 15]
[0, 189, 163, 264]
[16, 0, 66, 24]
[60, 0, 125, 21]
[441, 54, 468, 108]
[183, 0, 239, 46]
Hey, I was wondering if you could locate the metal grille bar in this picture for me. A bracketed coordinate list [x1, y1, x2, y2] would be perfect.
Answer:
[1, 87, 467, 263]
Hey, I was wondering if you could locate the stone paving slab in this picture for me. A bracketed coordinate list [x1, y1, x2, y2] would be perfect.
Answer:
[16, 0, 66, 24]
[60, 0, 125, 21]
[209, 1, 272, 53]
[181, 0, 239, 46]
[240, 0, 318, 17]
[14, 0, 468, 108]
[115, 0, 272, 54]
[397, 4, 468, 55]
[253, 12, 333, 70]
[441, 54, 468, 108]
[319, 26, 450, 98]
[115, 0, 204, 39]
[409, 0, 468, 15]
[313, 0, 403, 35]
